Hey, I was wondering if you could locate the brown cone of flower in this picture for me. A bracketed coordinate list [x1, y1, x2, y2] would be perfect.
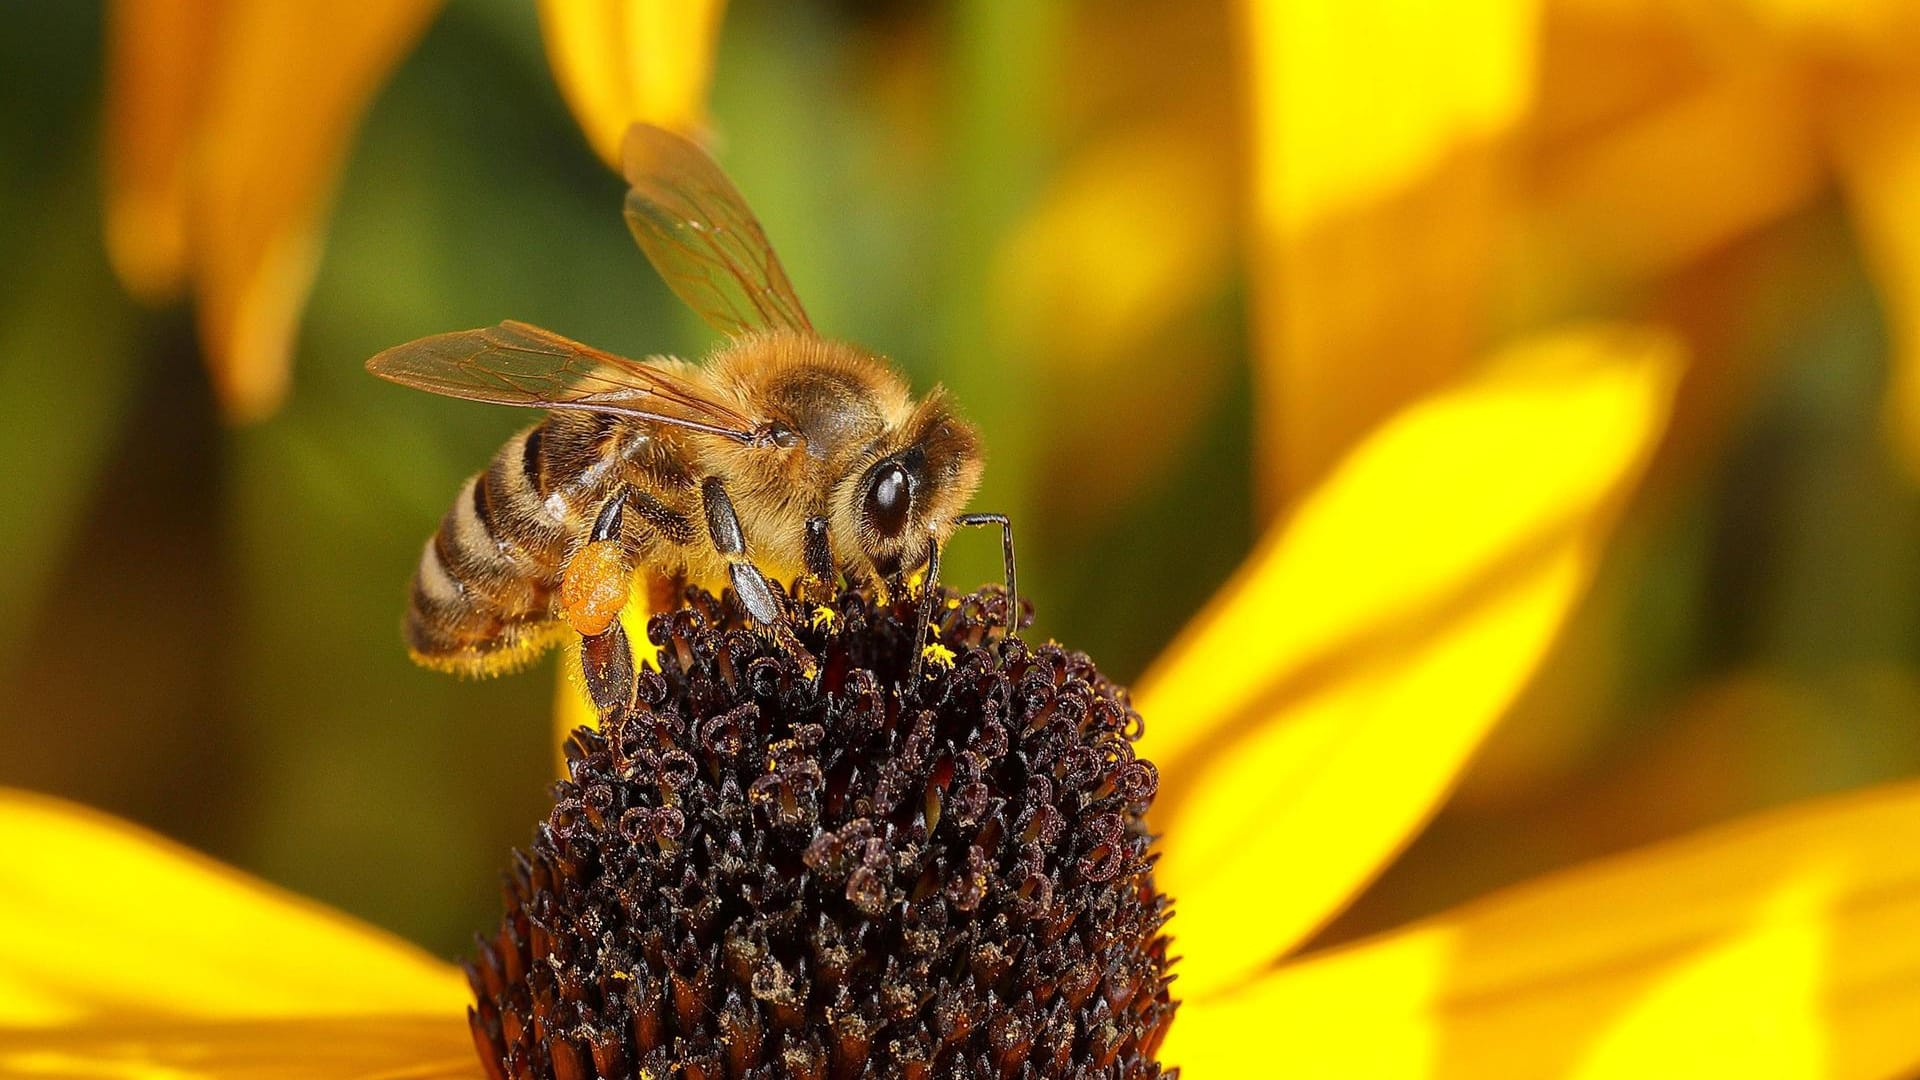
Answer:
[467, 585, 1177, 1080]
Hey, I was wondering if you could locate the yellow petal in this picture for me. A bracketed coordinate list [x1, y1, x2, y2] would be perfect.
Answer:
[991, 122, 1236, 523]
[538, 0, 727, 168]
[0, 789, 468, 1025]
[1823, 74, 1920, 483]
[102, 0, 217, 301]
[0, 1015, 479, 1079]
[995, 126, 1232, 372]
[1522, 58, 1822, 317]
[1243, 0, 1539, 502]
[1163, 779, 1920, 1079]
[1135, 325, 1682, 997]
[1670, 0, 1920, 63]
[190, 0, 441, 422]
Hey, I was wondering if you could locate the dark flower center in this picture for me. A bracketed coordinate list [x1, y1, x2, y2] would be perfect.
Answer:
[467, 586, 1176, 1080]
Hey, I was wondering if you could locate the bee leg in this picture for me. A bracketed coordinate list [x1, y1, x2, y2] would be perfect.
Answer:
[801, 515, 835, 601]
[702, 476, 782, 626]
[906, 537, 942, 685]
[581, 618, 636, 716]
[590, 490, 627, 546]
[562, 493, 634, 635]
[953, 512, 1020, 637]
[568, 492, 638, 717]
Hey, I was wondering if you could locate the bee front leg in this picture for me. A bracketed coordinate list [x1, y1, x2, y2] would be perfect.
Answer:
[800, 515, 835, 603]
[566, 492, 637, 716]
[906, 536, 943, 685]
[954, 512, 1020, 637]
[701, 477, 782, 626]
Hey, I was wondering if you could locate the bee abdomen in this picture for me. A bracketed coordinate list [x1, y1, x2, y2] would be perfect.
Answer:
[404, 423, 572, 675]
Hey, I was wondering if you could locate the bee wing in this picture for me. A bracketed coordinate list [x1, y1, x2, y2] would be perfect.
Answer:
[366, 320, 764, 442]
[621, 123, 815, 337]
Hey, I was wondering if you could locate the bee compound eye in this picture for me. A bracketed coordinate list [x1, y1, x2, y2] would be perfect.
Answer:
[863, 460, 912, 539]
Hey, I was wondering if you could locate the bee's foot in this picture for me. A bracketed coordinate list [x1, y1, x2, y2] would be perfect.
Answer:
[764, 620, 819, 678]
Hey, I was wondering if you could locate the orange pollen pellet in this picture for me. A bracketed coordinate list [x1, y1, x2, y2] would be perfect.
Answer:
[561, 540, 631, 637]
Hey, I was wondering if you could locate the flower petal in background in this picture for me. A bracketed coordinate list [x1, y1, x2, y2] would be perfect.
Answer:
[989, 0, 1240, 530]
[102, 0, 215, 302]
[1825, 72, 1920, 482]
[189, 1, 441, 423]
[1522, 51, 1823, 315]
[1243, 0, 1539, 504]
[991, 123, 1237, 529]
[1137, 324, 1682, 998]
[1161, 778, 1920, 1079]
[103, 0, 441, 423]
[1523, 0, 1920, 482]
[0, 1017, 479, 1080]
[538, 0, 727, 166]
[0, 788, 466, 1025]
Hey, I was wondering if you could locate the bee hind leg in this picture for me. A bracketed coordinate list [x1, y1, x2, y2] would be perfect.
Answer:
[581, 619, 636, 716]
[568, 492, 639, 717]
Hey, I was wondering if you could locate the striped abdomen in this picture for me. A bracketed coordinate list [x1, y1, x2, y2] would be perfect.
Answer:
[406, 416, 611, 675]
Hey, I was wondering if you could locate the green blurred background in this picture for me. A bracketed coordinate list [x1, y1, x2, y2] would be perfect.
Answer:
[2, 0, 1916, 962]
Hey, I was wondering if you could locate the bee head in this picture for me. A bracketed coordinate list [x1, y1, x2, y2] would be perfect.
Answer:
[835, 388, 982, 581]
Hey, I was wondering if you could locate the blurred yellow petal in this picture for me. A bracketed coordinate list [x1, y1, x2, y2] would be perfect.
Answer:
[102, 0, 217, 301]
[1704, 0, 1920, 61]
[0, 1015, 479, 1080]
[1136, 325, 1682, 997]
[1165, 779, 1920, 1079]
[1555, 0, 1920, 56]
[0, 788, 467, 1025]
[190, 0, 440, 422]
[1824, 74, 1920, 483]
[1243, 0, 1539, 502]
[996, 127, 1230, 384]
[993, 123, 1236, 522]
[983, 0, 1241, 526]
[1251, 0, 1537, 223]
[1522, 58, 1822, 317]
[539, 0, 727, 168]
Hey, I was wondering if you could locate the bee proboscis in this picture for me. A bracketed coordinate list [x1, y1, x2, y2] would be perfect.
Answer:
[367, 123, 1015, 708]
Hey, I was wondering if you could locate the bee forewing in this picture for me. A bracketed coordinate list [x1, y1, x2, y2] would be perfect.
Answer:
[621, 123, 814, 337]
[366, 320, 763, 441]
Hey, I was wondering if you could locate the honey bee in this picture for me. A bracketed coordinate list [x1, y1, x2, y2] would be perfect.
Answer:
[368, 123, 1015, 707]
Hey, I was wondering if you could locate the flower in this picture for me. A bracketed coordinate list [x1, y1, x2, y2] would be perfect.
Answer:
[478, 588, 1172, 1077]
[102, 0, 724, 422]
[7, 320, 1919, 1076]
